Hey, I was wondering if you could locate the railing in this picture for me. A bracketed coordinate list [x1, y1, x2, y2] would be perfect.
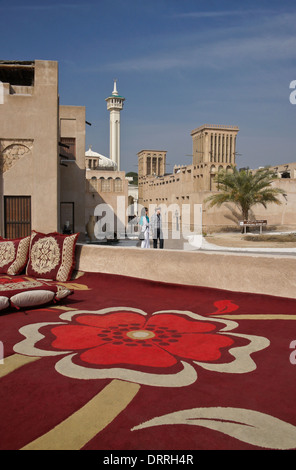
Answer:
[191, 124, 239, 134]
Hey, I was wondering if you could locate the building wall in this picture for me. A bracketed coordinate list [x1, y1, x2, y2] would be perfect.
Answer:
[75, 244, 296, 299]
[138, 127, 296, 231]
[127, 183, 138, 218]
[59, 105, 86, 238]
[139, 167, 296, 231]
[249, 179, 296, 227]
[85, 169, 129, 238]
[0, 60, 59, 236]
[191, 124, 239, 165]
[138, 164, 230, 231]
[266, 162, 296, 180]
[0, 60, 86, 239]
[138, 150, 167, 178]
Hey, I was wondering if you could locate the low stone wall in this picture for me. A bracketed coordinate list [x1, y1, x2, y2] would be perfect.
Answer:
[75, 244, 296, 299]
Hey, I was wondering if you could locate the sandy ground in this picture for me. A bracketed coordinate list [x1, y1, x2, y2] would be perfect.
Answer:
[204, 231, 296, 249]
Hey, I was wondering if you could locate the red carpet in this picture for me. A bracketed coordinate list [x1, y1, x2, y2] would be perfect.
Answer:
[1, 271, 296, 451]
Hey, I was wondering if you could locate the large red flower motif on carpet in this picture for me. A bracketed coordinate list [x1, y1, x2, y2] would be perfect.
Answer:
[13, 307, 270, 387]
[50, 311, 234, 369]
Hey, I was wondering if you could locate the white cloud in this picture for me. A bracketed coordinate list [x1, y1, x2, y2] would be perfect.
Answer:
[174, 9, 268, 19]
[103, 32, 296, 73]
[99, 9, 296, 74]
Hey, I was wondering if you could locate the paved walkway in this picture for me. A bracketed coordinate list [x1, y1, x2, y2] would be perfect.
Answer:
[154, 233, 296, 257]
[86, 231, 296, 257]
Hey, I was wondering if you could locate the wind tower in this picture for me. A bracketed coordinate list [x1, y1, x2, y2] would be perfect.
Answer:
[105, 79, 125, 170]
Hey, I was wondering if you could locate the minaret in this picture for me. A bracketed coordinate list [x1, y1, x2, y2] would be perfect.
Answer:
[105, 79, 125, 170]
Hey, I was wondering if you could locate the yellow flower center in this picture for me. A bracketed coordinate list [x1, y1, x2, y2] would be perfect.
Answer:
[126, 330, 155, 340]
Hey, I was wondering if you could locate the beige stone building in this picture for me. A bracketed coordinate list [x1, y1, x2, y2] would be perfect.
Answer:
[191, 124, 239, 165]
[138, 125, 240, 231]
[266, 162, 296, 180]
[138, 125, 296, 231]
[2, 61, 294, 240]
[138, 124, 239, 203]
[59, 105, 86, 237]
[84, 80, 133, 240]
[250, 162, 296, 227]
[0, 60, 86, 239]
[85, 147, 129, 240]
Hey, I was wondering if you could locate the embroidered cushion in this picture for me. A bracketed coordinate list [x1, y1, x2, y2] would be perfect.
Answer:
[0, 276, 72, 311]
[0, 236, 30, 275]
[26, 231, 79, 282]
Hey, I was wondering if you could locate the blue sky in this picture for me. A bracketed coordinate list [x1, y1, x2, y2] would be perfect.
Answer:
[1, 0, 296, 173]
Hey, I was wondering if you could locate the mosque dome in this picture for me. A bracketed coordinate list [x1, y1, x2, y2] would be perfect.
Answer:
[85, 146, 117, 169]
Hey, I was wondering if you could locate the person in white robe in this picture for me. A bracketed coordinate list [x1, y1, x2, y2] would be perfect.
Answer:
[139, 207, 150, 248]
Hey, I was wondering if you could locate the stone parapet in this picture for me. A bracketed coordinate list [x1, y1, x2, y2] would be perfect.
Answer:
[75, 244, 296, 299]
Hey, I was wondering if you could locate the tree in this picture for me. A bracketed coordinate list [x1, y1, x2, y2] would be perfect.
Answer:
[204, 166, 285, 222]
[126, 172, 138, 186]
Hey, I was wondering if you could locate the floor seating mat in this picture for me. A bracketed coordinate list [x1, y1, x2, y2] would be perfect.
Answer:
[1, 270, 296, 451]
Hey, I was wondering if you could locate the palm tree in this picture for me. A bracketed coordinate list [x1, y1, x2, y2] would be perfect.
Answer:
[205, 166, 285, 222]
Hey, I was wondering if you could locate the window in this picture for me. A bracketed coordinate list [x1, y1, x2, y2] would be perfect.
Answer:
[114, 178, 122, 192]
[101, 178, 111, 192]
[4, 196, 31, 238]
[147, 157, 151, 175]
[89, 176, 97, 192]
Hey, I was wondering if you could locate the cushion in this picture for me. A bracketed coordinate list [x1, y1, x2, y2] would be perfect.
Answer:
[11, 290, 55, 308]
[0, 296, 10, 311]
[0, 276, 73, 311]
[0, 236, 30, 275]
[26, 231, 79, 282]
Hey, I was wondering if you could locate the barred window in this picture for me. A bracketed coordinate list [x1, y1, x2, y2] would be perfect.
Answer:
[101, 178, 111, 192]
[114, 177, 123, 192]
[89, 176, 97, 192]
